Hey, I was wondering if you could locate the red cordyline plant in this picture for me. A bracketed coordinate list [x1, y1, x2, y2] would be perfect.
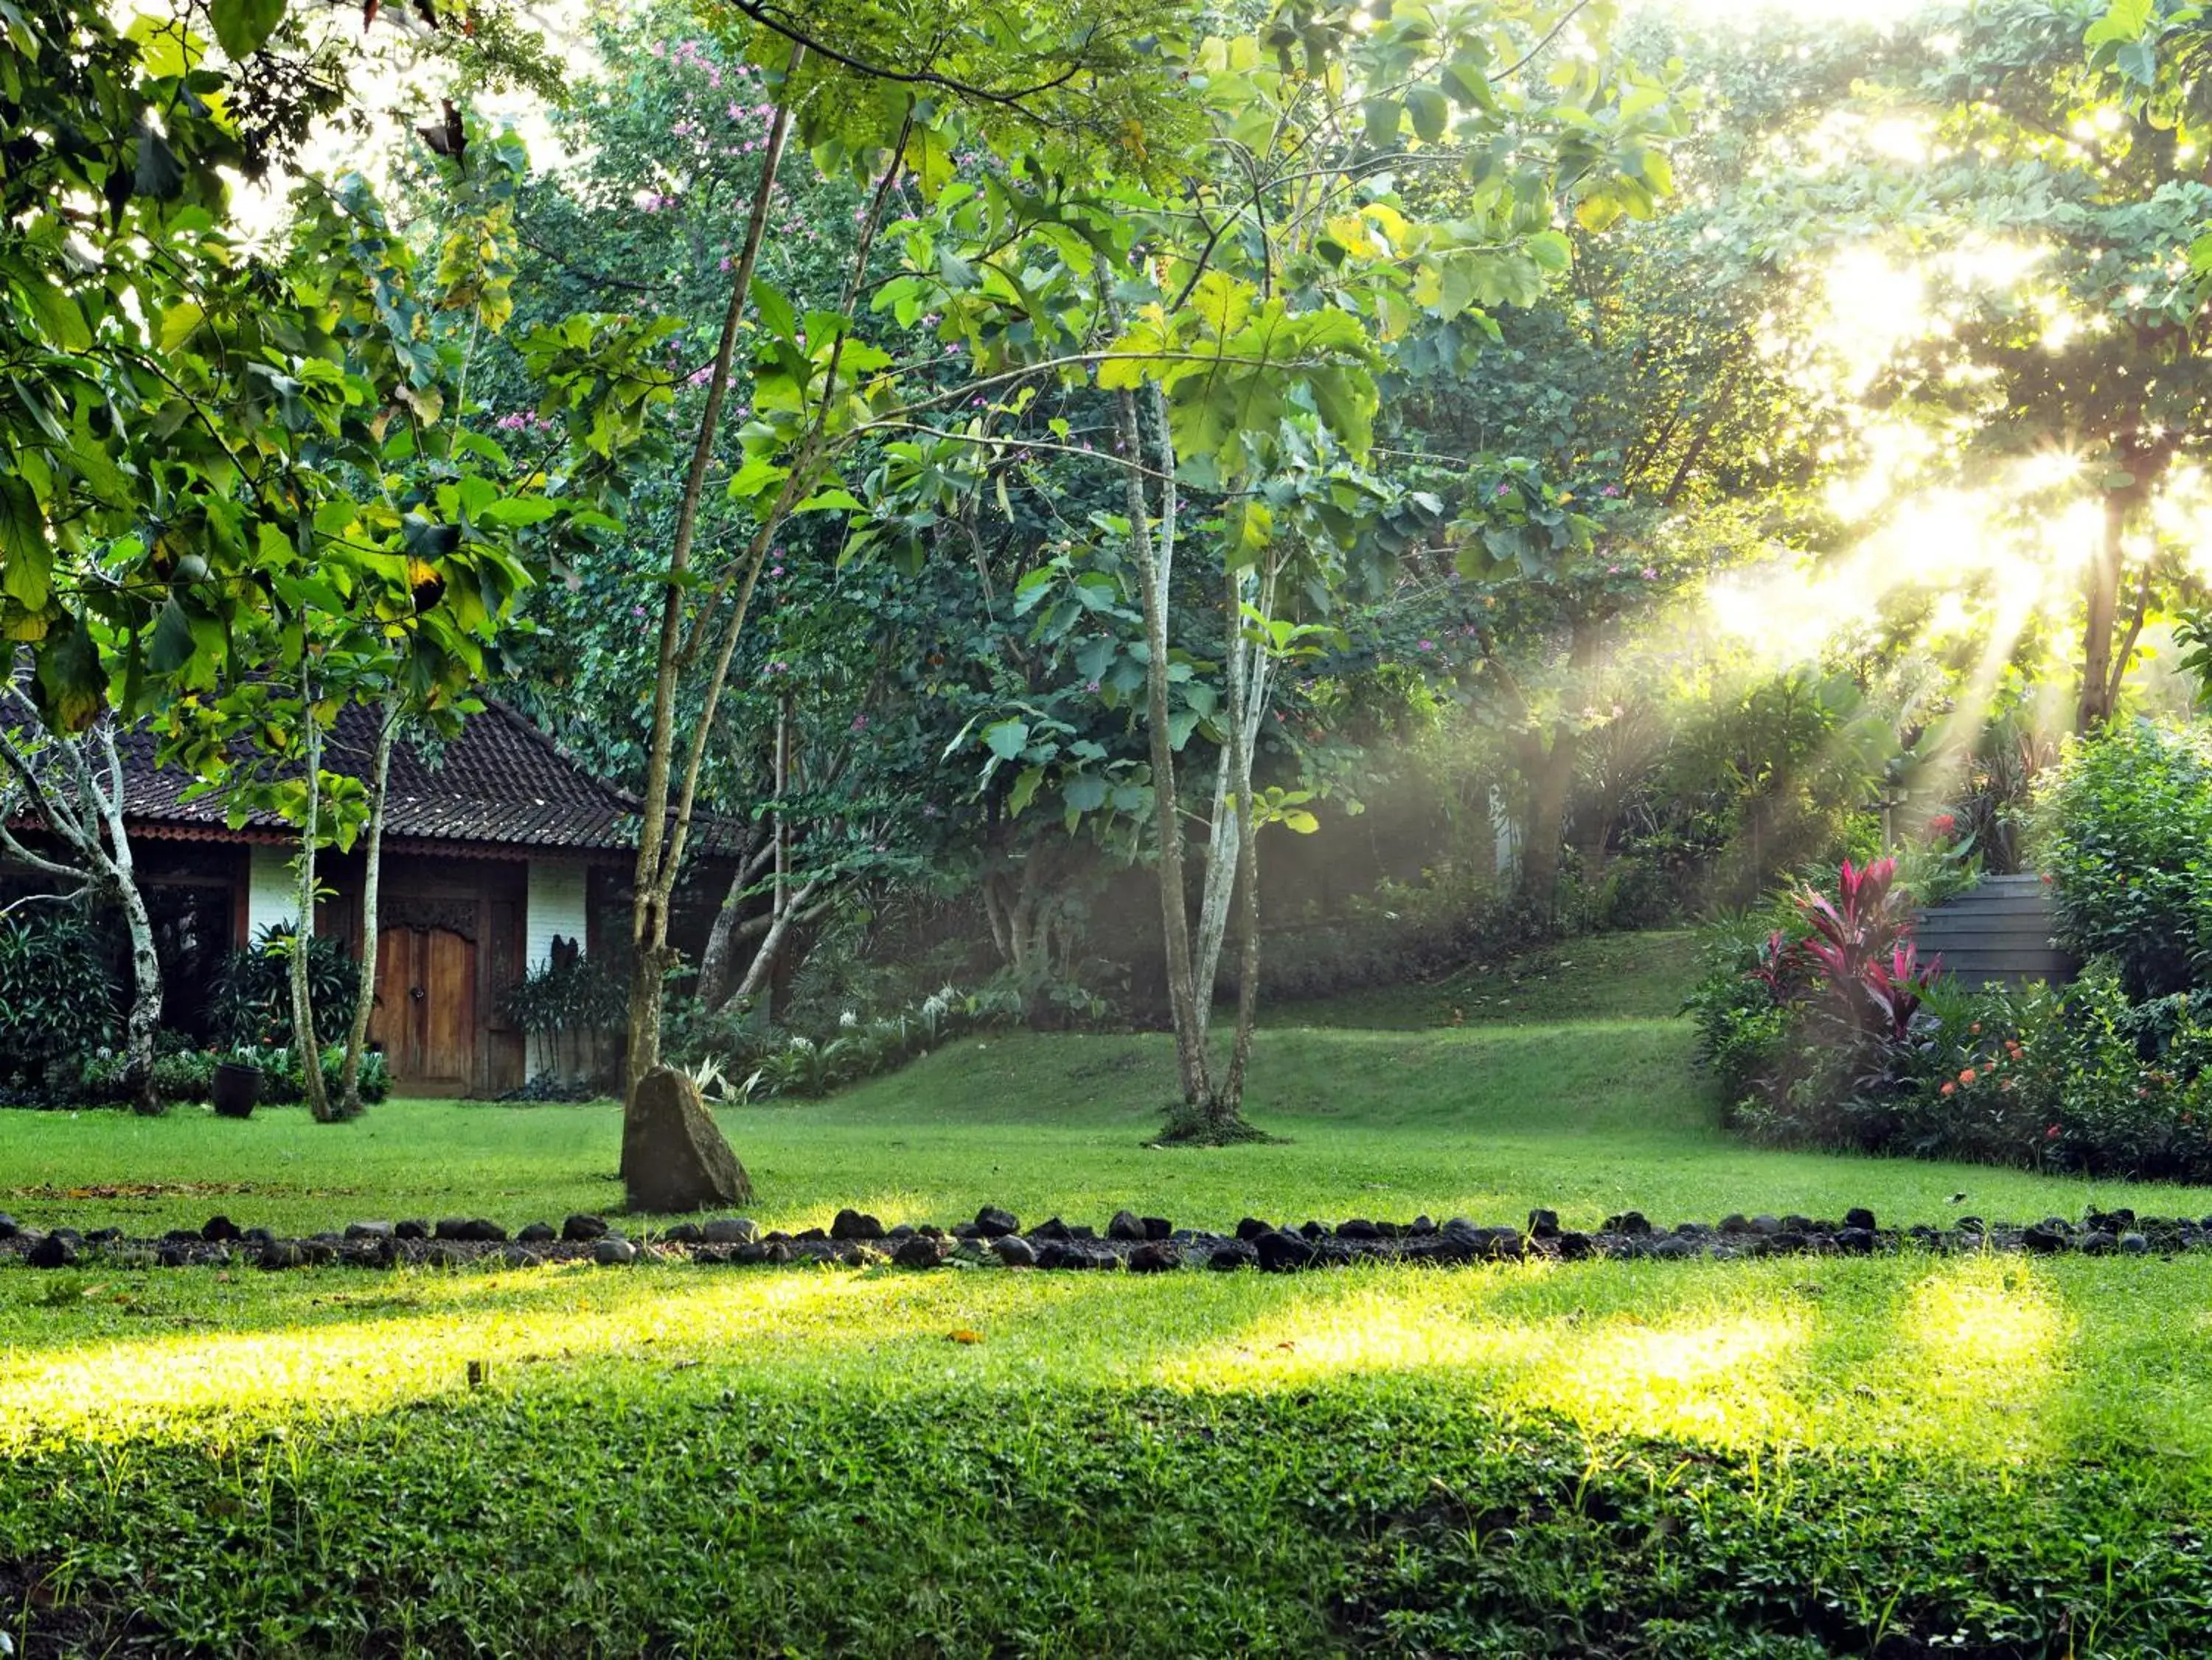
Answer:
[1794, 857, 1942, 1041]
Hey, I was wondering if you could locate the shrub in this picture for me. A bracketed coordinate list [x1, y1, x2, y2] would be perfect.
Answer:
[2038, 719, 2212, 999]
[1688, 859, 1941, 1152]
[0, 908, 119, 1084]
[500, 946, 623, 1081]
[225, 1043, 390, 1106]
[209, 925, 361, 1049]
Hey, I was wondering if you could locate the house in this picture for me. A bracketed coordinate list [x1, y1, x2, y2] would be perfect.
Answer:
[100, 700, 639, 1097]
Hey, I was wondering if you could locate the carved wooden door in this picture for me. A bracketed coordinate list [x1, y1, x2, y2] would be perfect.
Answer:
[369, 926, 478, 1095]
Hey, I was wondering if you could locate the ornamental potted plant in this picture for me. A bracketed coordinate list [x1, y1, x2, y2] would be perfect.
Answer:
[212, 1045, 264, 1119]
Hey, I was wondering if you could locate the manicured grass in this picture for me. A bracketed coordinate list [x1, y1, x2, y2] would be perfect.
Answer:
[10, 933, 2212, 1656]
[5, 930, 2207, 1238]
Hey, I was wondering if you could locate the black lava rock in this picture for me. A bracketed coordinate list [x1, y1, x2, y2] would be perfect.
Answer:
[830, 1209, 885, 1242]
[973, 1207, 1020, 1238]
[1554, 1231, 1594, 1260]
[561, 1214, 609, 1243]
[201, 1216, 240, 1243]
[2080, 1230, 2117, 1256]
[345, 1221, 396, 1241]
[1338, 1219, 1383, 1241]
[1836, 1227, 1876, 1255]
[1603, 1211, 1652, 1237]
[260, 1240, 306, 1269]
[27, 1233, 76, 1269]
[593, 1238, 638, 1266]
[992, 1235, 1037, 1268]
[2120, 1232, 2151, 1255]
[395, 1220, 432, 1241]
[1719, 1213, 1752, 1234]
[1032, 1217, 1073, 1243]
[1107, 1210, 1147, 1242]
[1298, 1221, 1329, 1240]
[1142, 1216, 1172, 1241]
[2023, 1224, 2067, 1254]
[893, 1235, 946, 1269]
[702, 1218, 759, 1246]
[1256, 1230, 1320, 1272]
[0, 1213, 17, 1240]
[1127, 1242, 1180, 1274]
[1208, 1239, 1259, 1272]
[1526, 1209, 1560, 1238]
[661, 1222, 705, 1246]
[1843, 1207, 1877, 1232]
[1235, 1217, 1273, 1241]
[518, 1222, 558, 1244]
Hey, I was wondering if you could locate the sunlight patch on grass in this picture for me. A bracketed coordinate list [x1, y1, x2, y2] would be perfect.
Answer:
[1893, 1256, 2070, 1457]
[0, 1266, 967, 1446]
[1155, 1272, 1811, 1448]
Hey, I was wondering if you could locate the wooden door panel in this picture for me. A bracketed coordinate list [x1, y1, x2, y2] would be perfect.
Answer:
[422, 927, 476, 1085]
[369, 928, 418, 1077]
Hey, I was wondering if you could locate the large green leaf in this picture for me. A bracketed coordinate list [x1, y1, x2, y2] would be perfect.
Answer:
[0, 475, 49, 610]
[210, 0, 288, 63]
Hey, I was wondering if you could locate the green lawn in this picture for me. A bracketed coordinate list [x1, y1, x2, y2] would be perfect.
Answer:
[8, 934, 2212, 1656]
[6, 930, 2206, 1238]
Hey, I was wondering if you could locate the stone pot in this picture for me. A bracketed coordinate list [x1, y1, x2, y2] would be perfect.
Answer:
[211, 1061, 262, 1119]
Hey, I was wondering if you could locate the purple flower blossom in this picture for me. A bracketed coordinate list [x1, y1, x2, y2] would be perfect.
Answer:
[1417, 638, 1434, 652]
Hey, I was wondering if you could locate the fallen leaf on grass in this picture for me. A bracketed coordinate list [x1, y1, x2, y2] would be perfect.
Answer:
[947, 1329, 983, 1345]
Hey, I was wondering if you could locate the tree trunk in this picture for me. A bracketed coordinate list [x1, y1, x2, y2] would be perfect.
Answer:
[1213, 560, 1267, 1125]
[1114, 383, 1209, 1106]
[624, 61, 804, 1114]
[0, 713, 164, 1112]
[293, 688, 335, 1122]
[2076, 491, 2126, 733]
[92, 725, 162, 1115]
[339, 702, 396, 1115]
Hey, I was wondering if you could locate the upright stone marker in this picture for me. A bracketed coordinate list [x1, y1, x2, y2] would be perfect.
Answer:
[623, 1066, 751, 1212]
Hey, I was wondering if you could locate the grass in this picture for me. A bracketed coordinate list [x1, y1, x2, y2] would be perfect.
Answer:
[6, 930, 2208, 1240]
[8, 932, 2212, 1656]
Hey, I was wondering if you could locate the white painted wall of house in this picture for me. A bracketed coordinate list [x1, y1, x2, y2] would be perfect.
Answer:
[246, 844, 298, 938]
[526, 858, 589, 969]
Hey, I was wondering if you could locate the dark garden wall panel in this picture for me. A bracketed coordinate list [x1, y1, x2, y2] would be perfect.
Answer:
[1913, 873, 2076, 988]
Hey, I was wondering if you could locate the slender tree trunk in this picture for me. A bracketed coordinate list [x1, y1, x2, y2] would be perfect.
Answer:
[1113, 383, 1208, 1105]
[2076, 492, 2127, 733]
[625, 60, 805, 1113]
[293, 686, 334, 1122]
[1214, 562, 1267, 1124]
[93, 725, 162, 1115]
[339, 702, 396, 1115]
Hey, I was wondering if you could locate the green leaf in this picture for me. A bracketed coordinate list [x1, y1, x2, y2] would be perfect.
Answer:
[984, 718, 1029, 760]
[209, 0, 286, 57]
[751, 279, 798, 343]
[1404, 85, 1449, 144]
[32, 617, 105, 733]
[1009, 764, 1043, 817]
[20, 282, 91, 352]
[135, 120, 185, 200]
[1363, 97, 1402, 147]
[478, 497, 562, 528]
[0, 475, 47, 609]
[147, 596, 196, 674]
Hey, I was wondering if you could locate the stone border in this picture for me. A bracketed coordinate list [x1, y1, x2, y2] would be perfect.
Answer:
[0, 1204, 2191, 1273]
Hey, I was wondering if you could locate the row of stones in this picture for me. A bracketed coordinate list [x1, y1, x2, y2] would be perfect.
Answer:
[1, 1203, 2196, 1272]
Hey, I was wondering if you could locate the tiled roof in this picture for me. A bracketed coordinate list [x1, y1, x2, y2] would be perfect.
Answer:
[114, 700, 639, 854]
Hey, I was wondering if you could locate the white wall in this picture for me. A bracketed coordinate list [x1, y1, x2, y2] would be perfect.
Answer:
[526, 858, 590, 970]
[246, 844, 299, 938]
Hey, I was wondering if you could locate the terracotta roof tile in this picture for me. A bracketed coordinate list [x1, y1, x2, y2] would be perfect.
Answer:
[114, 700, 639, 852]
